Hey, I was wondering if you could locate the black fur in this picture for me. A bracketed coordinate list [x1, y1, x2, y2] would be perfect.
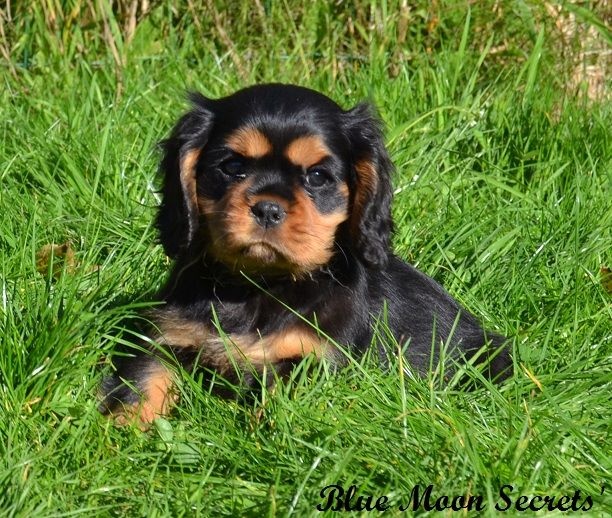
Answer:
[343, 102, 395, 268]
[157, 95, 215, 258]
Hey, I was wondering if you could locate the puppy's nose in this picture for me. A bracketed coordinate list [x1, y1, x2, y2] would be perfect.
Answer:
[250, 201, 286, 229]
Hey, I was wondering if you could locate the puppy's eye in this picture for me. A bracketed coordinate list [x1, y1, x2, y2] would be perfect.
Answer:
[220, 159, 245, 178]
[304, 168, 332, 188]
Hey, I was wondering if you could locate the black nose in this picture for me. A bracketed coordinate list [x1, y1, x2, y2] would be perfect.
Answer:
[250, 201, 286, 229]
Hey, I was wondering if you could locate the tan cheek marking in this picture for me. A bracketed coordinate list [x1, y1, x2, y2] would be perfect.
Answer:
[278, 189, 348, 272]
[197, 197, 215, 220]
[285, 135, 330, 168]
[338, 182, 349, 198]
[198, 179, 256, 255]
[226, 127, 272, 158]
[180, 148, 201, 209]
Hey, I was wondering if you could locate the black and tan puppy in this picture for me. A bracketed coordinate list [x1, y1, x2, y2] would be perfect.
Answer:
[101, 84, 511, 425]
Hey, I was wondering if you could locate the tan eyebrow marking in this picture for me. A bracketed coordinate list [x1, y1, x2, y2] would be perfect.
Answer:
[226, 127, 272, 158]
[284, 135, 330, 168]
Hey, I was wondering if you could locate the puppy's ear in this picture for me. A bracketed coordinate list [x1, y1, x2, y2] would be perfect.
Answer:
[157, 93, 214, 258]
[343, 103, 394, 269]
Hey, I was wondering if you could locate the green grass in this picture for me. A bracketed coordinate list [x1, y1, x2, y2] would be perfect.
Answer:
[1, 1, 611, 515]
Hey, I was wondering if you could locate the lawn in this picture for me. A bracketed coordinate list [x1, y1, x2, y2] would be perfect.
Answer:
[1, 1, 610, 516]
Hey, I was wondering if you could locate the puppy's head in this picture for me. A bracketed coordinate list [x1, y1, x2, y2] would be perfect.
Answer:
[157, 84, 393, 276]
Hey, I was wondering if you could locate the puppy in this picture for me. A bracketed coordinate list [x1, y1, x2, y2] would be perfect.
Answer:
[101, 84, 512, 425]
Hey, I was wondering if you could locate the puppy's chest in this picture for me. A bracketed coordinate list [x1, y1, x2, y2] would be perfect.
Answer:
[152, 299, 329, 370]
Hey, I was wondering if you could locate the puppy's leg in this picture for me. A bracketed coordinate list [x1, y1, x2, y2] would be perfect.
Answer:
[100, 352, 176, 428]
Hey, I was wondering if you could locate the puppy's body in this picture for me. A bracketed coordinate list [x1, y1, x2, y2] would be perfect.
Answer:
[101, 84, 511, 424]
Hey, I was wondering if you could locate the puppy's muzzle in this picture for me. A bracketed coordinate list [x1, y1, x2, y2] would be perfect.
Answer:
[250, 200, 286, 229]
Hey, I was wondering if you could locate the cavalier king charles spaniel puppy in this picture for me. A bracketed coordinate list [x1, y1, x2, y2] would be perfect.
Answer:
[101, 84, 512, 425]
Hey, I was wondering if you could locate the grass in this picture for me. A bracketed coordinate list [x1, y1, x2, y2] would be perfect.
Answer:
[1, 1, 611, 515]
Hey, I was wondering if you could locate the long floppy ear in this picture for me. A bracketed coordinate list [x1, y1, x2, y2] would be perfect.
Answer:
[156, 93, 215, 258]
[343, 102, 394, 269]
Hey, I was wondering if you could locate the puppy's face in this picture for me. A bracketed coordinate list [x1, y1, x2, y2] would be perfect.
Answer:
[196, 119, 351, 276]
[158, 84, 394, 275]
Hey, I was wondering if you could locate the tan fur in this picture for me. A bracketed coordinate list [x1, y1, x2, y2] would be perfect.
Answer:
[113, 364, 176, 429]
[180, 148, 200, 210]
[284, 135, 330, 168]
[351, 159, 378, 233]
[198, 180, 348, 276]
[226, 127, 272, 158]
[150, 309, 234, 370]
[277, 189, 348, 273]
[110, 313, 334, 426]
[338, 182, 349, 198]
[151, 309, 331, 368]
[151, 309, 211, 348]
[237, 327, 327, 362]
